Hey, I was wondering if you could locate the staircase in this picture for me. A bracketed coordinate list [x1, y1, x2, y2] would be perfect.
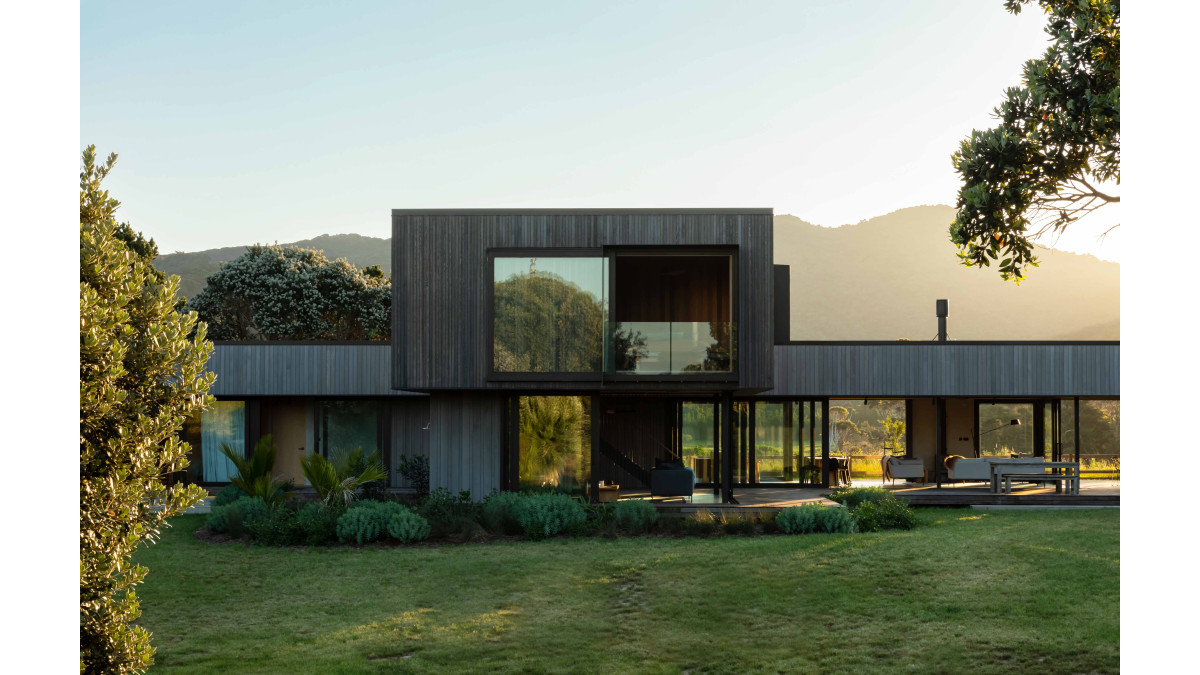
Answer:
[598, 440, 650, 485]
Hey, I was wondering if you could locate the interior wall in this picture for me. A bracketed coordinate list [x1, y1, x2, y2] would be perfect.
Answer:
[945, 398, 976, 459]
[261, 398, 309, 485]
[614, 255, 731, 323]
[910, 398, 937, 470]
[597, 396, 676, 489]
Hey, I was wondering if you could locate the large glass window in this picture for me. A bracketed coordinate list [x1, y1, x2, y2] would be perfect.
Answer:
[828, 400, 906, 480]
[610, 254, 733, 374]
[977, 402, 1035, 457]
[1078, 399, 1119, 479]
[317, 400, 383, 459]
[518, 396, 592, 494]
[493, 256, 607, 373]
[680, 402, 718, 484]
[179, 400, 246, 483]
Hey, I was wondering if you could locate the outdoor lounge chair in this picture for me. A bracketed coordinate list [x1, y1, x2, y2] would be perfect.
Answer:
[944, 455, 1045, 483]
[882, 456, 926, 484]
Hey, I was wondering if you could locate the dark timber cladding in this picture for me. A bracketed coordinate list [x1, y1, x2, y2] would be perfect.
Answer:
[428, 392, 503, 497]
[391, 209, 774, 391]
[208, 342, 423, 397]
[763, 342, 1120, 398]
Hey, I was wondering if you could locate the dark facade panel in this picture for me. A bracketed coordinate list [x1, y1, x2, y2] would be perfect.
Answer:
[392, 211, 774, 392]
[428, 392, 503, 498]
[208, 343, 424, 397]
[762, 343, 1120, 398]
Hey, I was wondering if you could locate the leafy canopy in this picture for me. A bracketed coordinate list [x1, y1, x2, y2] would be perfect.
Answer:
[950, 0, 1119, 282]
[80, 146, 214, 673]
[189, 244, 391, 340]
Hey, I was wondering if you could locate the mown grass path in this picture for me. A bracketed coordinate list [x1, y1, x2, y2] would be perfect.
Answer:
[135, 509, 1118, 674]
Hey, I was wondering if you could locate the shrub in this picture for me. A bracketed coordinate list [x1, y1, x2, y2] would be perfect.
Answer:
[219, 435, 293, 506]
[338, 500, 413, 544]
[419, 488, 480, 539]
[721, 514, 757, 536]
[612, 499, 658, 534]
[387, 510, 431, 543]
[301, 449, 387, 507]
[851, 496, 917, 533]
[681, 511, 720, 537]
[758, 512, 781, 535]
[396, 454, 431, 497]
[205, 496, 269, 535]
[777, 504, 820, 534]
[213, 484, 248, 506]
[825, 487, 893, 509]
[814, 505, 856, 534]
[481, 491, 525, 535]
[513, 493, 587, 540]
[246, 502, 343, 546]
[293, 502, 342, 546]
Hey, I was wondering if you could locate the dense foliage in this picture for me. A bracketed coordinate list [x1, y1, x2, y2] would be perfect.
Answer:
[612, 499, 659, 534]
[513, 493, 588, 540]
[386, 510, 432, 543]
[336, 501, 414, 544]
[218, 434, 292, 506]
[850, 497, 918, 533]
[80, 146, 213, 674]
[204, 496, 269, 536]
[395, 453, 430, 497]
[189, 244, 390, 339]
[951, 0, 1120, 282]
[825, 487, 895, 509]
[300, 449, 387, 506]
[492, 271, 603, 372]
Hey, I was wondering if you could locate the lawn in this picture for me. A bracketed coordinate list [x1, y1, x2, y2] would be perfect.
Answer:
[134, 508, 1118, 674]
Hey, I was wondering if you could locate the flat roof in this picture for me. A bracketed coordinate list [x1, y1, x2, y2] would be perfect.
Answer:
[391, 208, 774, 216]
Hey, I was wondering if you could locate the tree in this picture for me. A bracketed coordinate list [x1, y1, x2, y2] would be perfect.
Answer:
[950, 0, 1119, 282]
[80, 146, 214, 673]
[493, 271, 604, 372]
[188, 245, 391, 340]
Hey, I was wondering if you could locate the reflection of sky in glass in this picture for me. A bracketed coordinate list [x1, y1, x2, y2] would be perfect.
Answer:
[494, 257, 606, 302]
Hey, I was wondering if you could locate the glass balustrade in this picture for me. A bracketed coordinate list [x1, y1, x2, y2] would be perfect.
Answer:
[606, 321, 735, 374]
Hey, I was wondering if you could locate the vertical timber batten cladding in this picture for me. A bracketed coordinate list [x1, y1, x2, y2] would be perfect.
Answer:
[208, 342, 424, 397]
[428, 392, 503, 497]
[762, 342, 1120, 398]
[391, 209, 774, 392]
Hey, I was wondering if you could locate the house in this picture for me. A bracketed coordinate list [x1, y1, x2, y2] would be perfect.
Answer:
[179, 209, 1120, 503]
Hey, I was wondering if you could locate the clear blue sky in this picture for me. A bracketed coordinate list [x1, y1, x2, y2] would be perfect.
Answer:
[81, 0, 1119, 260]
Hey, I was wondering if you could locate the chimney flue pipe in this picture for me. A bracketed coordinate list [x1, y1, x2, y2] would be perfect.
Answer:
[936, 299, 948, 342]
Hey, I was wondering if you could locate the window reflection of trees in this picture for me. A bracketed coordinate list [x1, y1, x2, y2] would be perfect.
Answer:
[493, 269, 604, 373]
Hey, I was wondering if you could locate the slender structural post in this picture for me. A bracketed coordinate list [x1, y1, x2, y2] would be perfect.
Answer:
[721, 392, 735, 503]
[935, 398, 945, 488]
[590, 395, 600, 504]
[1073, 396, 1081, 463]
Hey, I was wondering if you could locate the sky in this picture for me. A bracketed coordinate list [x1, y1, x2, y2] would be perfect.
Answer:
[80, 0, 1120, 261]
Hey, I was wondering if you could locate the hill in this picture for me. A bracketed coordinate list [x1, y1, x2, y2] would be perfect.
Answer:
[156, 206, 1119, 339]
[157, 234, 391, 300]
[774, 205, 1119, 340]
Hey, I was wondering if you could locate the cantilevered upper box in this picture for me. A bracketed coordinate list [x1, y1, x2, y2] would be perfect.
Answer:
[390, 208, 774, 393]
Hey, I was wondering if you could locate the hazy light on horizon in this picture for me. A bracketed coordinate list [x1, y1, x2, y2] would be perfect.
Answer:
[81, 0, 1119, 262]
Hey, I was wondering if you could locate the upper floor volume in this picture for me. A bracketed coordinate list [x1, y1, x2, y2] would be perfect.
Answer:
[390, 208, 775, 393]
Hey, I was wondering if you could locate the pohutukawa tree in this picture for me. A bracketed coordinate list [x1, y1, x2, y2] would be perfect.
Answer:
[188, 244, 391, 340]
[950, 0, 1119, 282]
[80, 146, 214, 673]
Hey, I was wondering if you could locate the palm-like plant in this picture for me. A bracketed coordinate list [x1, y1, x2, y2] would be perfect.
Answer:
[300, 448, 387, 506]
[219, 434, 293, 506]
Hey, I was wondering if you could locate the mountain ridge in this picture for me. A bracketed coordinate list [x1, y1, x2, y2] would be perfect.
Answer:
[155, 205, 1119, 340]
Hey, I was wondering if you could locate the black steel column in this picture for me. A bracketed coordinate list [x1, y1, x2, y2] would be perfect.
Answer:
[590, 395, 600, 504]
[748, 401, 757, 484]
[712, 399, 720, 496]
[783, 401, 794, 482]
[1073, 396, 1081, 463]
[721, 393, 735, 503]
[935, 398, 944, 488]
[820, 399, 830, 487]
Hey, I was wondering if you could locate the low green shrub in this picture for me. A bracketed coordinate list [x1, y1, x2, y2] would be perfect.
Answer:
[387, 510, 431, 543]
[418, 488, 480, 539]
[681, 511, 720, 537]
[294, 502, 342, 546]
[513, 493, 587, 540]
[825, 487, 893, 509]
[758, 512, 781, 534]
[851, 496, 917, 532]
[396, 454, 430, 497]
[777, 504, 820, 534]
[612, 499, 658, 534]
[213, 484, 248, 506]
[336, 508, 384, 545]
[205, 496, 269, 535]
[721, 514, 757, 536]
[481, 491, 525, 535]
[814, 505, 856, 534]
[246, 502, 342, 546]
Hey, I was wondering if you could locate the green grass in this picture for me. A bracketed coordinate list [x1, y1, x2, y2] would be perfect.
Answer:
[134, 509, 1118, 674]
